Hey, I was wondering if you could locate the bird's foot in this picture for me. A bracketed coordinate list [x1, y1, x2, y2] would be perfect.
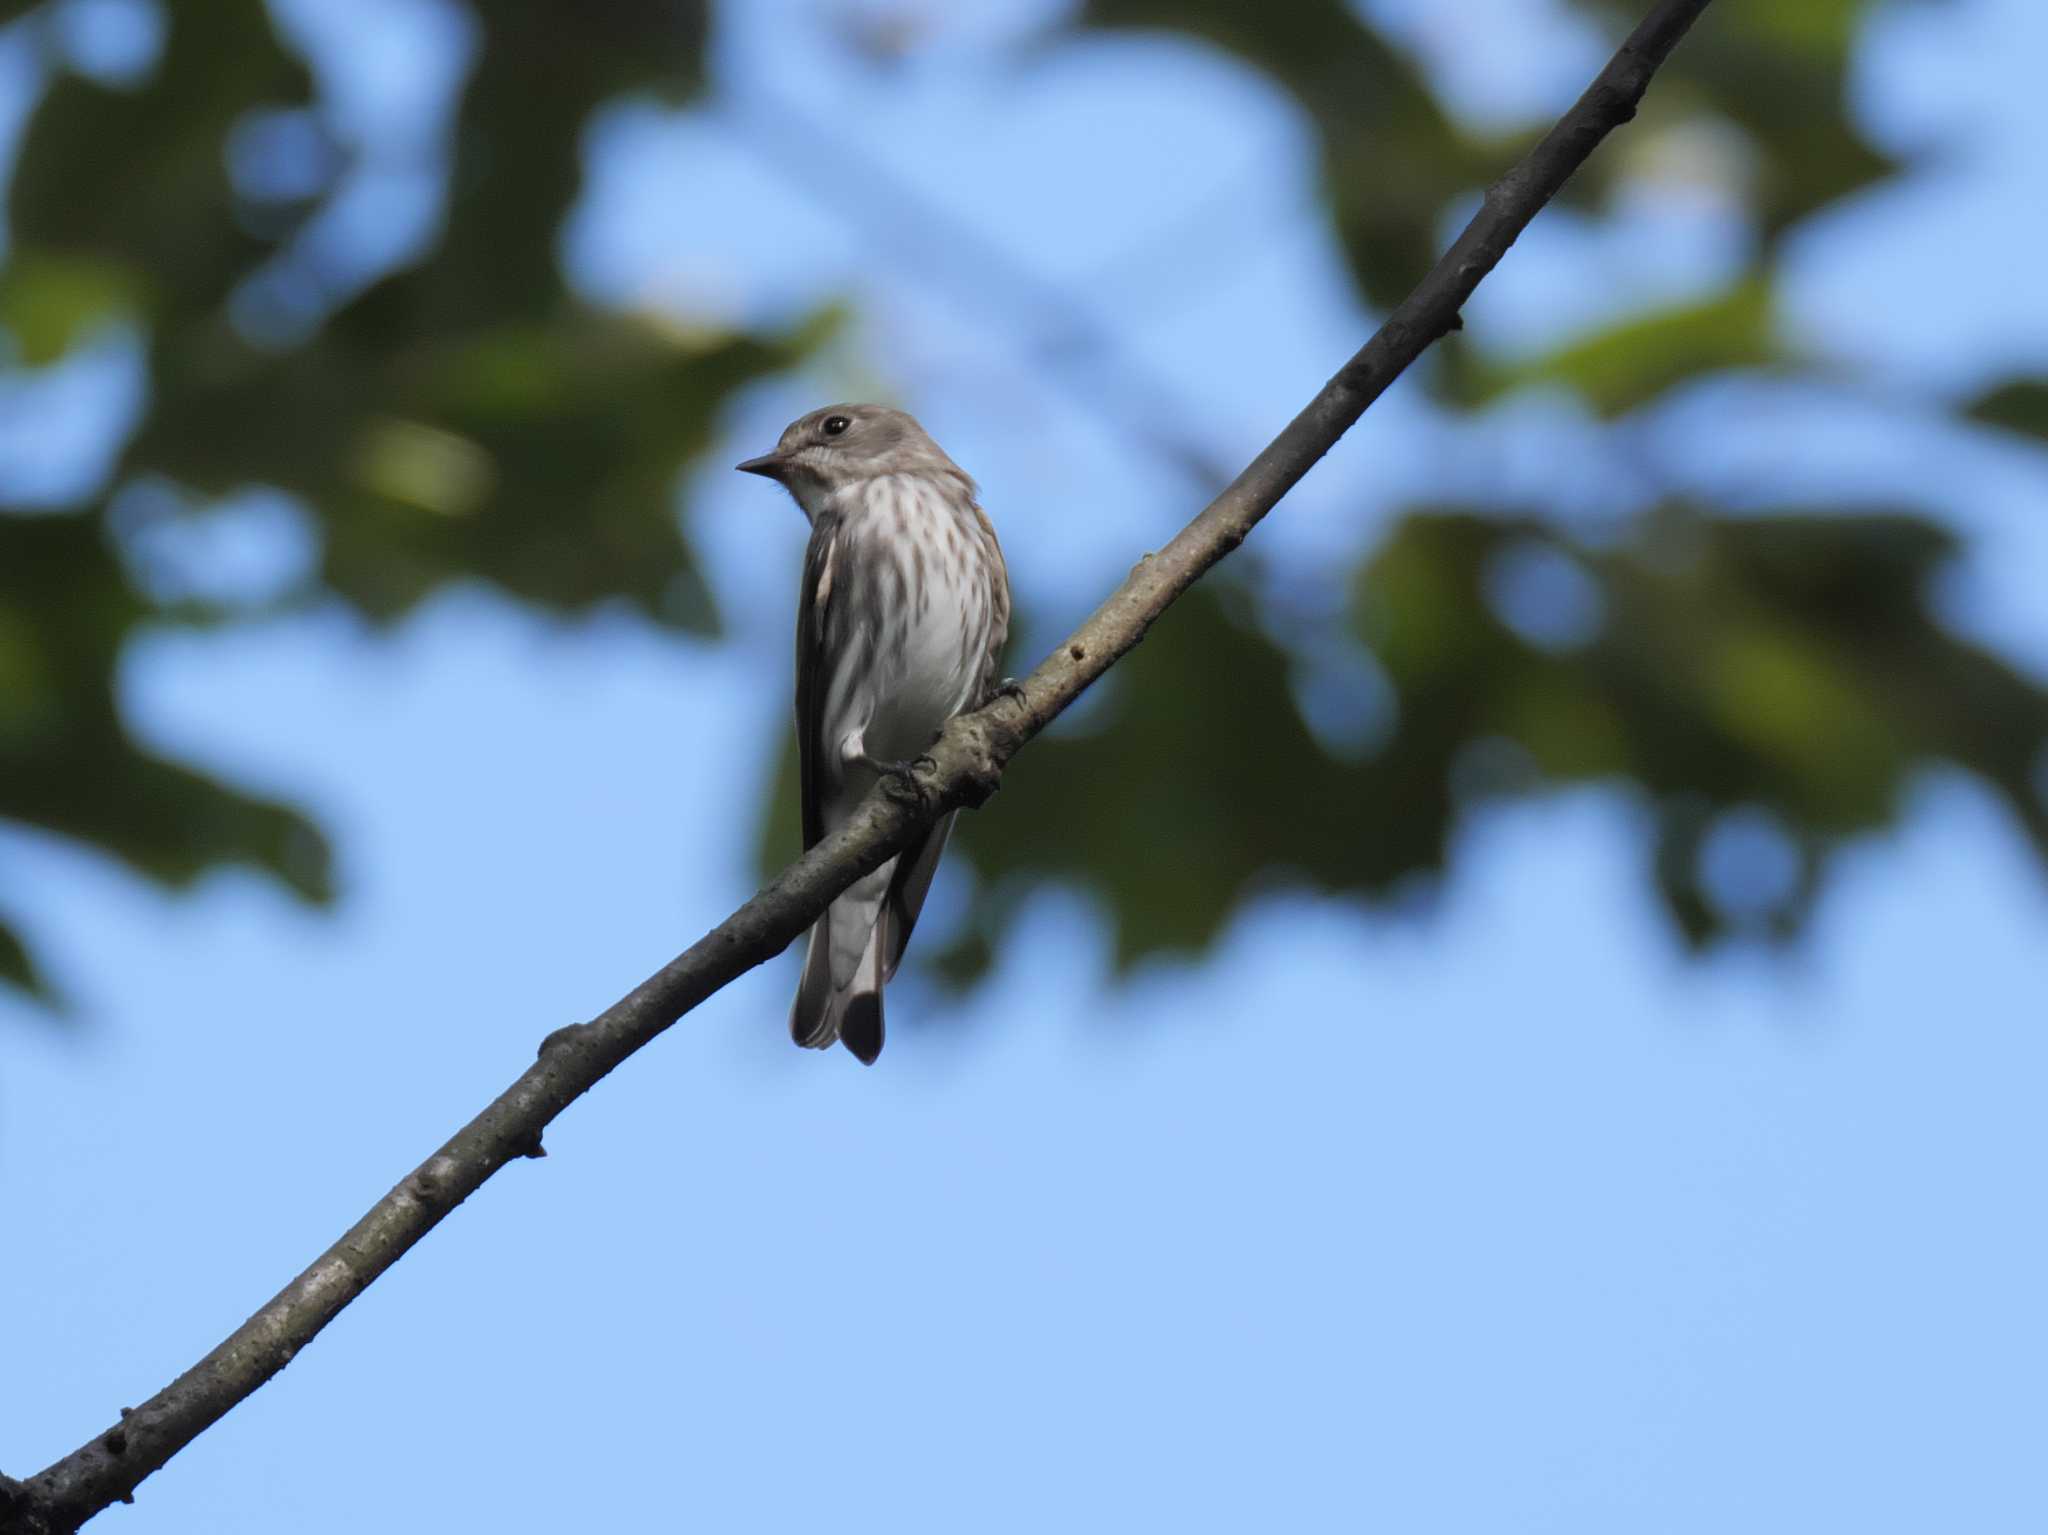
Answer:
[855, 750, 935, 780]
[992, 676, 1030, 711]
[865, 752, 939, 807]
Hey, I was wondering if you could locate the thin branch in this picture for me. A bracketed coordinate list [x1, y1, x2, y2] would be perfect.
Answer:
[0, 3, 1713, 1530]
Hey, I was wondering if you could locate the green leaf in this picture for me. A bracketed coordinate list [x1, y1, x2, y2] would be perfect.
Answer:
[0, 248, 146, 364]
[1967, 378, 2048, 444]
[1471, 281, 1778, 415]
[0, 914, 56, 1004]
[1354, 506, 2048, 944]
[0, 517, 336, 902]
[8, 0, 323, 297]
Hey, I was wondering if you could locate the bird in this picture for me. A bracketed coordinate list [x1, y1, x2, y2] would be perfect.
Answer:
[737, 404, 1010, 1064]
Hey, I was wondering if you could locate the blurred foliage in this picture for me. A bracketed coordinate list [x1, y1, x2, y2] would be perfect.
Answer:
[4, 0, 2045, 1013]
[1968, 378, 2048, 443]
[0, 0, 816, 1004]
[890, 0, 2048, 978]
[1468, 280, 1779, 416]
[0, 515, 332, 992]
[1353, 508, 2048, 944]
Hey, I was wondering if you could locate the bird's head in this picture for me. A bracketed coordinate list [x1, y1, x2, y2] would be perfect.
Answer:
[736, 404, 964, 517]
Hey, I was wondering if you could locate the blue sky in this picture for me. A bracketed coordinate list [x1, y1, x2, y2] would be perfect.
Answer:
[3, 0, 2046, 1530]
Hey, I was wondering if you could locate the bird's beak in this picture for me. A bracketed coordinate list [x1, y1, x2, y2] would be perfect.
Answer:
[735, 452, 789, 481]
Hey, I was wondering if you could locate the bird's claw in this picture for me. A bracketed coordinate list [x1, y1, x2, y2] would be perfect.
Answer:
[864, 752, 933, 780]
[993, 676, 1029, 710]
[874, 752, 939, 807]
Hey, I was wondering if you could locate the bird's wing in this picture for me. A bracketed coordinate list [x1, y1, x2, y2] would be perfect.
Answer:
[971, 500, 1011, 702]
[791, 518, 848, 1053]
[881, 499, 1003, 980]
[795, 519, 836, 851]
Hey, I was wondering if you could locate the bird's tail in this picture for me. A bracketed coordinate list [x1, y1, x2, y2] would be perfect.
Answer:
[789, 862, 892, 1065]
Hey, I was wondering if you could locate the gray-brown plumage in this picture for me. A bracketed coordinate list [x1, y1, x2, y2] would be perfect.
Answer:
[737, 405, 1009, 1064]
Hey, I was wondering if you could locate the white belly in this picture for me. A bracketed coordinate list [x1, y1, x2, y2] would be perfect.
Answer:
[864, 522, 984, 762]
[824, 475, 991, 773]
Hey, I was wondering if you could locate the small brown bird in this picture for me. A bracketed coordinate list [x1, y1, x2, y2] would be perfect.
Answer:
[738, 405, 1010, 1063]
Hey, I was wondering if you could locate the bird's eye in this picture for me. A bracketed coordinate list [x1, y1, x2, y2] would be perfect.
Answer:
[822, 415, 851, 437]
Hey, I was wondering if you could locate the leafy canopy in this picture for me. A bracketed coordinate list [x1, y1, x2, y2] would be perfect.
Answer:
[4, 0, 2045, 1008]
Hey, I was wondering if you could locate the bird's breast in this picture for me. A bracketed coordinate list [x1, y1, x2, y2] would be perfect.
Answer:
[835, 476, 992, 760]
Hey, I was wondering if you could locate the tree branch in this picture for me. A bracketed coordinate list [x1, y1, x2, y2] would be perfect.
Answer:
[0, 3, 1713, 1529]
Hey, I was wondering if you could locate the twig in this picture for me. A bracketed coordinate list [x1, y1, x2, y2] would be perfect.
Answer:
[0, 3, 1713, 1529]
